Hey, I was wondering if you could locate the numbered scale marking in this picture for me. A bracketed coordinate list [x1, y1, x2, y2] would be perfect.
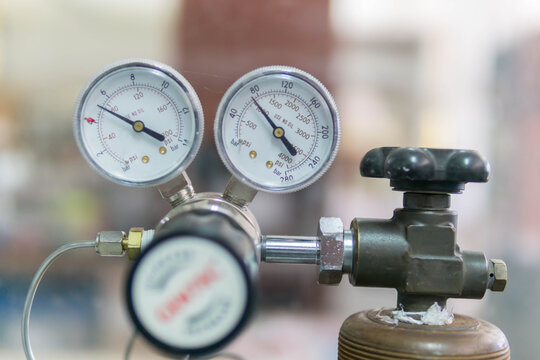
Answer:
[73, 59, 203, 186]
[215, 66, 340, 193]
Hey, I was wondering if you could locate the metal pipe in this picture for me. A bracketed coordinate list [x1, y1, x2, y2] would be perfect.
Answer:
[261, 236, 319, 264]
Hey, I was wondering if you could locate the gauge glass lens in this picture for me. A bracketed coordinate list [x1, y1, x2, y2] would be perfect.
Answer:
[74, 60, 203, 186]
[130, 236, 248, 350]
[215, 67, 340, 193]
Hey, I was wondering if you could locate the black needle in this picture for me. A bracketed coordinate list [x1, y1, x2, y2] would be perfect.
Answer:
[97, 105, 165, 142]
[251, 97, 297, 156]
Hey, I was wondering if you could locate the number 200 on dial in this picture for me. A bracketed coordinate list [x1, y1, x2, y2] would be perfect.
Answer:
[214, 66, 341, 193]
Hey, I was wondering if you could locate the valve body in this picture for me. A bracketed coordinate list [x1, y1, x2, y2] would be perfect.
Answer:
[349, 192, 491, 311]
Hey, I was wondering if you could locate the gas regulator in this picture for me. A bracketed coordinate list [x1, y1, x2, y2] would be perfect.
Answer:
[22, 59, 510, 360]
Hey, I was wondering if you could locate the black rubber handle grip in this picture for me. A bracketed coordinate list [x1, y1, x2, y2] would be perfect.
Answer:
[360, 147, 490, 193]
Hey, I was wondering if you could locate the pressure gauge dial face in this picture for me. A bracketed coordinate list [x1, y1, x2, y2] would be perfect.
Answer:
[127, 235, 251, 355]
[73, 59, 203, 187]
[215, 66, 340, 193]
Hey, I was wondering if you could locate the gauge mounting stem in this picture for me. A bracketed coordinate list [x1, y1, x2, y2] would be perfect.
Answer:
[157, 171, 195, 207]
[223, 176, 258, 207]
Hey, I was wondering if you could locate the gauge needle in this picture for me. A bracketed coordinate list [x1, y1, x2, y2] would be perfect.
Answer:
[251, 97, 297, 156]
[97, 105, 165, 142]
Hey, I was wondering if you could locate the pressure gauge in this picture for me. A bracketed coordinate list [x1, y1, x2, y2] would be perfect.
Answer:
[73, 59, 203, 187]
[215, 66, 340, 193]
[126, 211, 257, 356]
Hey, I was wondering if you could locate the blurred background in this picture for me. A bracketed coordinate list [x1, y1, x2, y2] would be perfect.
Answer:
[1, 0, 539, 359]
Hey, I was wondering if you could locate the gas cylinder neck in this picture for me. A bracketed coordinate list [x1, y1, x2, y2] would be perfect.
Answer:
[397, 294, 448, 312]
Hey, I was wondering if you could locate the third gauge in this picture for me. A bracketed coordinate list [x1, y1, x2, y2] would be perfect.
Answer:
[215, 66, 340, 193]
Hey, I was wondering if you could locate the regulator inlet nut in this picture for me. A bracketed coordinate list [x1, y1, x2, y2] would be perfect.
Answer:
[318, 217, 345, 285]
[95, 231, 126, 256]
[489, 259, 507, 292]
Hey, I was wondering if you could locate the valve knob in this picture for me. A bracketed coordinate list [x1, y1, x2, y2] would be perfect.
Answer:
[360, 147, 490, 193]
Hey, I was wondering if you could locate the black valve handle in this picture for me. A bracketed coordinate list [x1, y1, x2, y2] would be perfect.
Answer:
[360, 147, 490, 193]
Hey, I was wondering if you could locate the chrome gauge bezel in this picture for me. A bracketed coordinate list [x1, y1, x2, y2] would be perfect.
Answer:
[214, 65, 341, 193]
[73, 59, 204, 187]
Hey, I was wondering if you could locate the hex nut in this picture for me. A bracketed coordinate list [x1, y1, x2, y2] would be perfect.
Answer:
[127, 227, 144, 260]
[318, 217, 345, 285]
[95, 231, 125, 256]
[489, 259, 507, 292]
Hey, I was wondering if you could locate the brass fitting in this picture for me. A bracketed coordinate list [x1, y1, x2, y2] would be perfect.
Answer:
[94, 228, 153, 259]
[123, 227, 144, 260]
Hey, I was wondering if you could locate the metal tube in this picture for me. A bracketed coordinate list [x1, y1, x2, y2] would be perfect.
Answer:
[261, 236, 319, 264]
